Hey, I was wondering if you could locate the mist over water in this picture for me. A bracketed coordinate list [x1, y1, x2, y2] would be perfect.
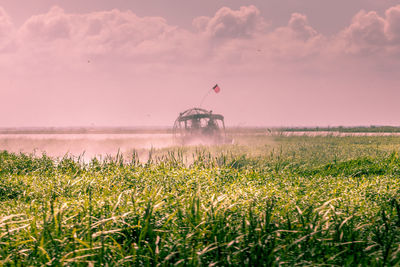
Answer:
[0, 133, 174, 162]
[1, 130, 393, 163]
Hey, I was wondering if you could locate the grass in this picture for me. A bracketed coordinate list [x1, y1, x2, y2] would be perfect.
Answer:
[0, 135, 400, 265]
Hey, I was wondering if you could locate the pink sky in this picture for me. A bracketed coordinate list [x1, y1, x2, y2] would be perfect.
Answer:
[1, 0, 400, 127]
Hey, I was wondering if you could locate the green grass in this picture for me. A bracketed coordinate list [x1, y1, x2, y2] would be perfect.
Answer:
[0, 135, 400, 265]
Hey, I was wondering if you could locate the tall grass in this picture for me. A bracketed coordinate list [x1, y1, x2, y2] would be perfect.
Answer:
[0, 135, 400, 265]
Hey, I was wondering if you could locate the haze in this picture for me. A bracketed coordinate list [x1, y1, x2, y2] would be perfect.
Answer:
[1, 0, 400, 127]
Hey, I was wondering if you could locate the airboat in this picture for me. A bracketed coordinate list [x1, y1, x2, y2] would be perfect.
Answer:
[173, 108, 230, 145]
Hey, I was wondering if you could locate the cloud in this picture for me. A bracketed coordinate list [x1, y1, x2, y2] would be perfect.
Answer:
[261, 13, 324, 62]
[385, 5, 400, 43]
[0, 6, 15, 52]
[3, 4, 400, 76]
[339, 10, 387, 55]
[14, 6, 202, 74]
[287, 13, 318, 41]
[204, 12, 325, 69]
[73, 9, 178, 56]
[19, 7, 181, 54]
[335, 5, 400, 56]
[20, 6, 71, 42]
[193, 5, 267, 39]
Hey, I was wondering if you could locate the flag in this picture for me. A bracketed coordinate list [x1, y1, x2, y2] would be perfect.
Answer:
[213, 84, 220, 93]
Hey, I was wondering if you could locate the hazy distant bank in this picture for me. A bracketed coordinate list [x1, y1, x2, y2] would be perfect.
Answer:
[281, 125, 400, 133]
[2, 125, 400, 135]
[0, 126, 172, 135]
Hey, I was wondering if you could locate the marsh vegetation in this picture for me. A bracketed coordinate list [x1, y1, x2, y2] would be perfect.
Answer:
[0, 134, 400, 265]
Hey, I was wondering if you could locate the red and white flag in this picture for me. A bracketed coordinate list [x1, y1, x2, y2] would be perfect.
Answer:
[213, 84, 220, 93]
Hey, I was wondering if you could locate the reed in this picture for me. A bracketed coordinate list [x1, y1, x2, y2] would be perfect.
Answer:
[0, 135, 399, 265]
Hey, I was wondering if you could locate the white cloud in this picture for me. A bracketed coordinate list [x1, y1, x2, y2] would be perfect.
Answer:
[333, 5, 400, 56]
[0, 6, 15, 52]
[287, 13, 318, 41]
[193, 5, 268, 39]
[339, 10, 387, 55]
[19, 7, 183, 56]
[1, 4, 400, 75]
[12, 6, 203, 75]
[385, 5, 400, 43]
[20, 6, 71, 42]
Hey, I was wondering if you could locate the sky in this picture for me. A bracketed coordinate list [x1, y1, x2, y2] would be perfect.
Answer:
[1, 0, 400, 127]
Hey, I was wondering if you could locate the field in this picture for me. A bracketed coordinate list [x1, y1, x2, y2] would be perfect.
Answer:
[1, 133, 400, 265]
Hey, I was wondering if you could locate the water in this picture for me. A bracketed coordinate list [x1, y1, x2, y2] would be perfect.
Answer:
[2, 131, 399, 161]
[0, 133, 174, 161]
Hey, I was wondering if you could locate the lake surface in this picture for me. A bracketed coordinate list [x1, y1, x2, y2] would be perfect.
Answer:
[2, 131, 400, 161]
[0, 133, 175, 161]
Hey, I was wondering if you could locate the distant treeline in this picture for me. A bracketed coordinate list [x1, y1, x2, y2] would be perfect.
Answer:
[2, 126, 400, 134]
[281, 126, 400, 133]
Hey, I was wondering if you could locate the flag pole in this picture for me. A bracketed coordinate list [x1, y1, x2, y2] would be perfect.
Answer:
[199, 88, 213, 108]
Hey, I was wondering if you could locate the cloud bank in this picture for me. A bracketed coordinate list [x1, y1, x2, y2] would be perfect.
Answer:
[1, 5, 399, 72]
[1, 4, 400, 126]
